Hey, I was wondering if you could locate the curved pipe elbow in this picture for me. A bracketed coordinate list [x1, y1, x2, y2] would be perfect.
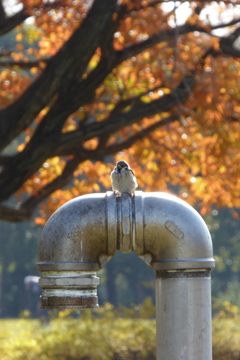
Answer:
[37, 191, 214, 308]
[134, 192, 214, 270]
[37, 193, 117, 308]
[37, 193, 115, 273]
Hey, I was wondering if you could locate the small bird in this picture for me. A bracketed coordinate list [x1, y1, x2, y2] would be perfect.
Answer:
[110, 160, 138, 196]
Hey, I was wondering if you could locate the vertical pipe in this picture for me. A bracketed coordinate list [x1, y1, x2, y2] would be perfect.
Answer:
[156, 270, 212, 360]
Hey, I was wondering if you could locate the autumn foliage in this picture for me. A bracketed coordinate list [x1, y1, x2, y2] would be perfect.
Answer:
[0, 0, 240, 223]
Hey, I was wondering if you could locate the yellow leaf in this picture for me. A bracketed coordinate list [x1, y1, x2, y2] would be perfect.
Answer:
[30, 67, 38, 75]
[93, 183, 100, 191]
[16, 33, 23, 42]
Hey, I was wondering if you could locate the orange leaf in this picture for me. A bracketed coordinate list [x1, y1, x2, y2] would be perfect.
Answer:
[34, 217, 45, 225]
[200, 206, 208, 216]
[233, 211, 239, 219]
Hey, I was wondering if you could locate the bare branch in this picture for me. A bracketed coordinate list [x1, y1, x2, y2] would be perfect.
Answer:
[22, 23, 200, 147]
[22, 156, 81, 210]
[205, 27, 240, 58]
[0, 156, 82, 222]
[0, 0, 64, 35]
[0, 0, 6, 23]
[105, 115, 179, 154]
[109, 84, 164, 116]
[0, 0, 118, 151]
[0, 8, 29, 36]
[117, 19, 240, 64]
[0, 155, 13, 166]
[1, 0, 239, 221]
[0, 71, 195, 207]
[0, 58, 50, 69]
[122, 0, 171, 17]
[0, 205, 31, 222]
[2, 10, 232, 154]
[54, 73, 196, 156]
[211, 17, 240, 31]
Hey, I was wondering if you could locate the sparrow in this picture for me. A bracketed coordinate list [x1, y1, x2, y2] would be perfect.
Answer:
[110, 160, 138, 196]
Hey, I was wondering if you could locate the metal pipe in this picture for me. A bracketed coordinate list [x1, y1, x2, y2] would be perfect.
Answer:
[134, 192, 214, 270]
[133, 192, 214, 360]
[156, 270, 212, 360]
[37, 193, 116, 308]
[37, 190, 215, 359]
[39, 271, 100, 308]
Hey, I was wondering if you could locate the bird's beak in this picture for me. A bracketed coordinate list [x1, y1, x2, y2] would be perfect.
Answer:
[117, 164, 122, 169]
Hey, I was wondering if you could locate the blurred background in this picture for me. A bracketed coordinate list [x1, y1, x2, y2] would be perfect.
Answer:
[0, 0, 240, 359]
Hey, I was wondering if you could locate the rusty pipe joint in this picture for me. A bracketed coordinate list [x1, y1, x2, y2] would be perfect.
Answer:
[37, 191, 214, 309]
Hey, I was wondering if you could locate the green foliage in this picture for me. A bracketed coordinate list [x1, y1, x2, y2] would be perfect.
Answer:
[117, 297, 156, 319]
[212, 298, 239, 317]
[0, 305, 156, 360]
[213, 311, 240, 360]
[1, 304, 240, 360]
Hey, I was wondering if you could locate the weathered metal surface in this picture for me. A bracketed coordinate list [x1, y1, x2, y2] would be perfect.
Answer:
[156, 270, 212, 360]
[134, 192, 215, 270]
[37, 191, 215, 305]
[37, 190, 214, 360]
[39, 271, 99, 309]
[37, 194, 111, 272]
[38, 191, 214, 274]
[41, 295, 99, 309]
[120, 193, 133, 253]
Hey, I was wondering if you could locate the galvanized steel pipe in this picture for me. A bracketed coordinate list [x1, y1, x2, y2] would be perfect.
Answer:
[155, 269, 212, 360]
[37, 190, 214, 359]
